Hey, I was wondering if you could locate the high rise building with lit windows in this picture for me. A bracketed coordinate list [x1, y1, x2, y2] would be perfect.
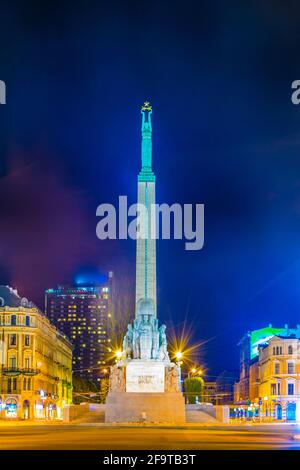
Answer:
[45, 276, 113, 384]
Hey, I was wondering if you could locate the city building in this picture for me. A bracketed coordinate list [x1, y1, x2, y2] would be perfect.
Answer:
[0, 286, 72, 420]
[45, 277, 112, 384]
[203, 381, 217, 404]
[216, 370, 237, 404]
[235, 325, 300, 421]
[258, 335, 300, 421]
[234, 325, 289, 403]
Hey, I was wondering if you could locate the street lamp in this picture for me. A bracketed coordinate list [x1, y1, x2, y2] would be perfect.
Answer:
[188, 367, 196, 379]
[115, 350, 123, 360]
[188, 367, 203, 379]
[175, 351, 183, 360]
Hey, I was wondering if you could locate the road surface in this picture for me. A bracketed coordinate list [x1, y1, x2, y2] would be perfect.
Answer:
[0, 423, 299, 449]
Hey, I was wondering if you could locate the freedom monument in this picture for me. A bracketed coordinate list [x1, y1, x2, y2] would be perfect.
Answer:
[105, 102, 186, 423]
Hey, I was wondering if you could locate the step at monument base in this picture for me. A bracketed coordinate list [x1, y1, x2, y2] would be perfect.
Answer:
[105, 392, 185, 423]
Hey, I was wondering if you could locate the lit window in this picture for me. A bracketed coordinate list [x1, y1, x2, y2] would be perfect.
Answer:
[10, 334, 16, 346]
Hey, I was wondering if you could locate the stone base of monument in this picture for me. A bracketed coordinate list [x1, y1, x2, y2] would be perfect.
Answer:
[105, 360, 185, 423]
[105, 392, 185, 423]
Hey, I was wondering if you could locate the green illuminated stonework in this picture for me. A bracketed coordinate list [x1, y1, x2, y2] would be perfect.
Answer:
[138, 107, 155, 182]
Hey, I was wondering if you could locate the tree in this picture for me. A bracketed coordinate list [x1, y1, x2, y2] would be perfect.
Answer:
[72, 374, 99, 404]
[184, 377, 204, 404]
[100, 378, 109, 403]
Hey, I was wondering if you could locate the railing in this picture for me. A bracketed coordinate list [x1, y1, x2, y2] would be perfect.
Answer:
[2, 368, 22, 376]
[22, 368, 40, 376]
[1, 368, 40, 376]
[269, 394, 300, 399]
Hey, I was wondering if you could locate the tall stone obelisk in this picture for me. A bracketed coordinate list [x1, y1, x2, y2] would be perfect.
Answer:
[135, 101, 157, 317]
[105, 103, 185, 423]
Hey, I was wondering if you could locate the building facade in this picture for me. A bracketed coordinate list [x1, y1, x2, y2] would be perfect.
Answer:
[0, 286, 72, 420]
[45, 282, 112, 384]
[203, 381, 217, 404]
[216, 370, 237, 404]
[258, 336, 300, 421]
[234, 325, 289, 403]
[235, 325, 300, 421]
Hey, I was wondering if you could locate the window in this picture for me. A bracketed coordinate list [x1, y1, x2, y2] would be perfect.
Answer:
[12, 378, 17, 391]
[24, 335, 30, 347]
[271, 383, 276, 395]
[288, 362, 295, 374]
[10, 334, 16, 346]
[7, 378, 11, 393]
[9, 356, 16, 369]
[11, 315, 16, 326]
[273, 347, 276, 355]
[288, 345, 293, 355]
[277, 382, 281, 395]
[288, 383, 294, 395]
[25, 316, 30, 326]
[24, 358, 30, 369]
[23, 378, 31, 391]
[275, 363, 280, 374]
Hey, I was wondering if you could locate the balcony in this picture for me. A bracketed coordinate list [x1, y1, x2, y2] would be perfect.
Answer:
[22, 368, 40, 376]
[2, 368, 22, 376]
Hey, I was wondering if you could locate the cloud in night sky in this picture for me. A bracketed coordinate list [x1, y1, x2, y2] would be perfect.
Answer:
[0, 149, 121, 307]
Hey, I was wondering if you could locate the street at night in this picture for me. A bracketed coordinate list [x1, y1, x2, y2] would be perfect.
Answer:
[0, 423, 299, 450]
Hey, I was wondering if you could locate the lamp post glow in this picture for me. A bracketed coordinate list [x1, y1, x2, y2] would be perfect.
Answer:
[188, 367, 203, 379]
[115, 350, 123, 360]
[175, 351, 182, 360]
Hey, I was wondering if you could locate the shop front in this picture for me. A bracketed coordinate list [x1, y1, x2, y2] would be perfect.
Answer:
[4, 398, 18, 418]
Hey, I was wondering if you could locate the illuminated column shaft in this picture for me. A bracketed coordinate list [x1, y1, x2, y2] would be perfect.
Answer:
[135, 105, 157, 317]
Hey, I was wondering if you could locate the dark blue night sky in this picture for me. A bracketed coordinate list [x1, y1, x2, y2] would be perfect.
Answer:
[1, 1, 300, 376]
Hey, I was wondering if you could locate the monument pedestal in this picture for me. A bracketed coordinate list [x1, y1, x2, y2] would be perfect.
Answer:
[105, 392, 185, 423]
[105, 360, 185, 423]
